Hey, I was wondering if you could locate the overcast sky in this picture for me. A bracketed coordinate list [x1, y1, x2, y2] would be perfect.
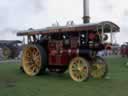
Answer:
[0, 0, 128, 44]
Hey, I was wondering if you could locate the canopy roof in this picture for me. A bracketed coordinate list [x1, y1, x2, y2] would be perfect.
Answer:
[0, 40, 22, 44]
[17, 21, 120, 36]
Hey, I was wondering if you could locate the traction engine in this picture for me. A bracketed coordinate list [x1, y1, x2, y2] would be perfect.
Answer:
[17, 21, 119, 82]
[17, 0, 120, 82]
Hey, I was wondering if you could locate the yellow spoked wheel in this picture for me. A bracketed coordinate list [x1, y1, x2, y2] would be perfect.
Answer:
[22, 44, 47, 76]
[91, 56, 108, 79]
[2, 47, 11, 59]
[69, 57, 90, 82]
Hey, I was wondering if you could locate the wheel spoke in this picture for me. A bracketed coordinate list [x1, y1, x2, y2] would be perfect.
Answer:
[34, 55, 40, 61]
[24, 60, 31, 66]
[29, 64, 35, 70]
[72, 65, 78, 70]
[33, 51, 39, 57]
[33, 67, 39, 73]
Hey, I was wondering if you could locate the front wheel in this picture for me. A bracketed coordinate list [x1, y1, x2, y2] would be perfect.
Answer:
[90, 56, 108, 79]
[69, 57, 90, 82]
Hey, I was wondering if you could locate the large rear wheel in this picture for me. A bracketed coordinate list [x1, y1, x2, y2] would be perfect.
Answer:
[69, 57, 90, 82]
[90, 56, 108, 79]
[22, 44, 47, 76]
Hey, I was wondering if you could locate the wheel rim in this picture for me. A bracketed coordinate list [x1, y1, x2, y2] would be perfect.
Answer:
[2, 47, 11, 59]
[91, 57, 107, 79]
[22, 45, 42, 76]
[69, 57, 89, 82]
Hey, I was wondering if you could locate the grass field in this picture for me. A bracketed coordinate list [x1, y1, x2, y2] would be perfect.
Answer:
[0, 56, 128, 96]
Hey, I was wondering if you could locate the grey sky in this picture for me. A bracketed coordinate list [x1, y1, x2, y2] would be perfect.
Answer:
[0, 0, 127, 44]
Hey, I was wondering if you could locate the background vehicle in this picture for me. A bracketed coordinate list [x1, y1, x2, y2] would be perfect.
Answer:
[0, 40, 22, 59]
[120, 42, 128, 57]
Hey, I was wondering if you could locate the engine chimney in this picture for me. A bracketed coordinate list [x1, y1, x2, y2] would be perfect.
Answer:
[83, 0, 90, 23]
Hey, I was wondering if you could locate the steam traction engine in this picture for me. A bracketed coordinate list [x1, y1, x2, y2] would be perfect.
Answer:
[17, 21, 119, 82]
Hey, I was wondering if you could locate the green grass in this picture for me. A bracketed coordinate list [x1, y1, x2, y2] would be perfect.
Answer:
[0, 56, 128, 96]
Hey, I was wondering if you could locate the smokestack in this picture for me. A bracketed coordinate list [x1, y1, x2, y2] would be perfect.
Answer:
[83, 0, 90, 23]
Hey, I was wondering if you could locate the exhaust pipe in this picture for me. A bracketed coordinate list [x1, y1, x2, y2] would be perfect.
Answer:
[83, 0, 90, 23]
